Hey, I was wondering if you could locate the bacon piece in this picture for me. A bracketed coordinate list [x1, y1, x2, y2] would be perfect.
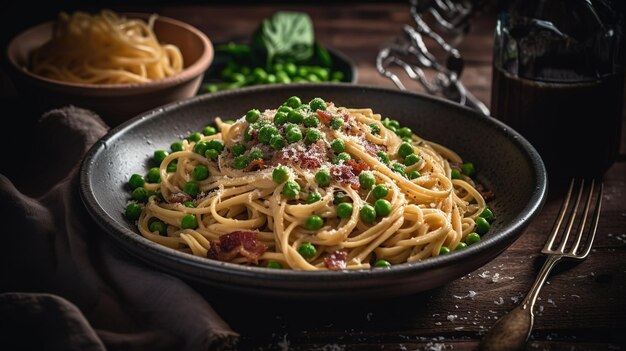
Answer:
[346, 159, 369, 176]
[324, 251, 348, 271]
[270, 142, 327, 170]
[331, 164, 360, 189]
[207, 231, 267, 264]
[245, 159, 266, 172]
[476, 184, 495, 201]
[168, 192, 192, 203]
[362, 139, 387, 155]
[316, 110, 333, 124]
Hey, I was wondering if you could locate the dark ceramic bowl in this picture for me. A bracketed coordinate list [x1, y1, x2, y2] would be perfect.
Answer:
[80, 84, 547, 299]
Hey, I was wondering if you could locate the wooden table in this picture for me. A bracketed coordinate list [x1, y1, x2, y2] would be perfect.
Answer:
[4, 3, 625, 350]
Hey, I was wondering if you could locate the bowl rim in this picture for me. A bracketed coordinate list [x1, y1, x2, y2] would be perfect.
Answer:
[79, 83, 548, 290]
[6, 12, 214, 93]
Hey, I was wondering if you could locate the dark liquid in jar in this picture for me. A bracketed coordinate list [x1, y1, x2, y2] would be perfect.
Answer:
[491, 67, 624, 179]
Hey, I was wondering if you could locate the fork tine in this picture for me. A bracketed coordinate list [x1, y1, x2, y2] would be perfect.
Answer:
[578, 181, 603, 258]
[569, 179, 595, 254]
[556, 179, 586, 253]
[543, 179, 576, 252]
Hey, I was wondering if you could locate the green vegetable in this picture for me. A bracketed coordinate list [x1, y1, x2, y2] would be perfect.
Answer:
[270, 135, 286, 150]
[285, 96, 302, 108]
[167, 161, 177, 173]
[374, 259, 391, 268]
[333, 191, 347, 205]
[315, 169, 331, 186]
[233, 155, 250, 169]
[455, 242, 468, 250]
[272, 166, 289, 183]
[307, 191, 321, 204]
[309, 97, 326, 111]
[206, 140, 224, 152]
[475, 217, 491, 234]
[369, 123, 380, 135]
[205, 149, 219, 161]
[285, 124, 303, 143]
[246, 109, 261, 123]
[131, 187, 148, 203]
[305, 215, 324, 230]
[360, 204, 376, 224]
[193, 141, 209, 155]
[439, 246, 451, 255]
[187, 132, 202, 142]
[149, 220, 167, 235]
[404, 154, 420, 166]
[461, 162, 475, 177]
[372, 184, 388, 199]
[192, 165, 209, 181]
[170, 141, 184, 152]
[283, 180, 301, 199]
[391, 162, 406, 175]
[465, 232, 481, 245]
[125, 203, 142, 220]
[267, 261, 282, 269]
[231, 144, 246, 157]
[479, 208, 495, 223]
[397, 127, 412, 138]
[407, 170, 421, 180]
[259, 126, 279, 144]
[303, 115, 319, 127]
[451, 169, 461, 179]
[359, 172, 375, 190]
[274, 111, 288, 126]
[202, 126, 217, 136]
[129, 174, 145, 190]
[374, 199, 392, 217]
[287, 110, 305, 124]
[153, 150, 169, 164]
[146, 167, 161, 183]
[336, 202, 353, 219]
[305, 128, 322, 143]
[398, 142, 414, 159]
[252, 12, 314, 65]
[377, 152, 390, 165]
[183, 182, 200, 197]
[330, 139, 345, 153]
[330, 117, 344, 130]
[183, 201, 196, 208]
[181, 214, 198, 229]
[297, 242, 317, 259]
[333, 152, 351, 164]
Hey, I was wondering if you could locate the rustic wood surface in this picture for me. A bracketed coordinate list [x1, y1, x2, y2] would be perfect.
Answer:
[2, 3, 624, 350]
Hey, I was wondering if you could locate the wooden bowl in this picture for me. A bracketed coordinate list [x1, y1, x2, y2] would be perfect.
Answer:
[6, 13, 214, 126]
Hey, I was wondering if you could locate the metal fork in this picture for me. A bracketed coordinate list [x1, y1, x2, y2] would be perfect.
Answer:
[479, 178, 604, 351]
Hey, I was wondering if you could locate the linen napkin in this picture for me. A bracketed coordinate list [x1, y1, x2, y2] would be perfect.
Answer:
[0, 106, 239, 351]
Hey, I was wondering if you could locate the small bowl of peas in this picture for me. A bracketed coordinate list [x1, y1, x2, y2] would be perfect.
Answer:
[199, 44, 356, 93]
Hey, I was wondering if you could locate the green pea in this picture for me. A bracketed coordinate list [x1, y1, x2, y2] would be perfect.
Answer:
[479, 208, 495, 223]
[359, 172, 376, 190]
[439, 246, 451, 255]
[202, 126, 217, 136]
[360, 204, 377, 224]
[205, 149, 219, 161]
[243, 126, 253, 142]
[131, 187, 148, 202]
[285, 125, 303, 143]
[455, 242, 468, 250]
[307, 191, 321, 204]
[303, 115, 319, 127]
[305, 128, 323, 143]
[387, 125, 398, 133]
[183, 201, 196, 208]
[267, 261, 282, 269]
[231, 144, 246, 157]
[277, 105, 292, 114]
[461, 162, 475, 177]
[146, 167, 161, 183]
[372, 184, 389, 199]
[270, 135, 285, 150]
[331, 117, 344, 130]
[369, 123, 381, 135]
[391, 162, 406, 175]
[259, 126, 279, 144]
[206, 140, 224, 152]
[153, 150, 169, 164]
[252, 67, 267, 82]
[331, 71, 344, 81]
[167, 161, 177, 173]
[170, 141, 184, 152]
[265, 74, 277, 84]
[129, 174, 145, 190]
[274, 111, 288, 126]
[287, 110, 305, 124]
[248, 150, 263, 160]
[398, 127, 413, 138]
[315, 169, 331, 186]
[193, 141, 209, 155]
[149, 220, 167, 235]
[125, 203, 142, 220]
[298, 242, 316, 259]
[233, 155, 250, 170]
[404, 154, 421, 166]
[187, 132, 202, 142]
[283, 180, 301, 199]
[398, 142, 414, 159]
[276, 72, 291, 84]
[183, 181, 199, 197]
[246, 109, 261, 123]
[336, 202, 353, 219]
[284, 63, 297, 76]
[285, 96, 302, 109]
[475, 217, 491, 234]
[374, 259, 391, 268]
[309, 97, 326, 111]
[465, 232, 481, 245]
[388, 119, 400, 129]
[451, 169, 461, 179]
[377, 152, 390, 165]
[181, 214, 198, 229]
[333, 152, 351, 164]
[374, 199, 392, 217]
[407, 171, 421, 180]
[333, 191, 347, 205]
[331, 139, 345, 153]
[192, 165, 209, 181]
[402, 136, 412, 142]
[305, 215, 324, 230]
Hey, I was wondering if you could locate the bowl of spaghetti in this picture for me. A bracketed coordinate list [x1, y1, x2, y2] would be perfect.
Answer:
[6, 10, 213, 126]
[80, 83, 547, 299]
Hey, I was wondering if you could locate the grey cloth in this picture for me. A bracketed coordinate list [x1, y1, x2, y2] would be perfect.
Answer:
[0, 107, 238, 351]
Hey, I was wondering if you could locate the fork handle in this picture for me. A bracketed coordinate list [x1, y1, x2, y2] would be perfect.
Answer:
[479, 255, 562, 351]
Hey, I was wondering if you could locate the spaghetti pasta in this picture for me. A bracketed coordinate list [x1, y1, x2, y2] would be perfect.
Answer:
[125, 97, 494, 270]
[30, 10, 183, 84]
